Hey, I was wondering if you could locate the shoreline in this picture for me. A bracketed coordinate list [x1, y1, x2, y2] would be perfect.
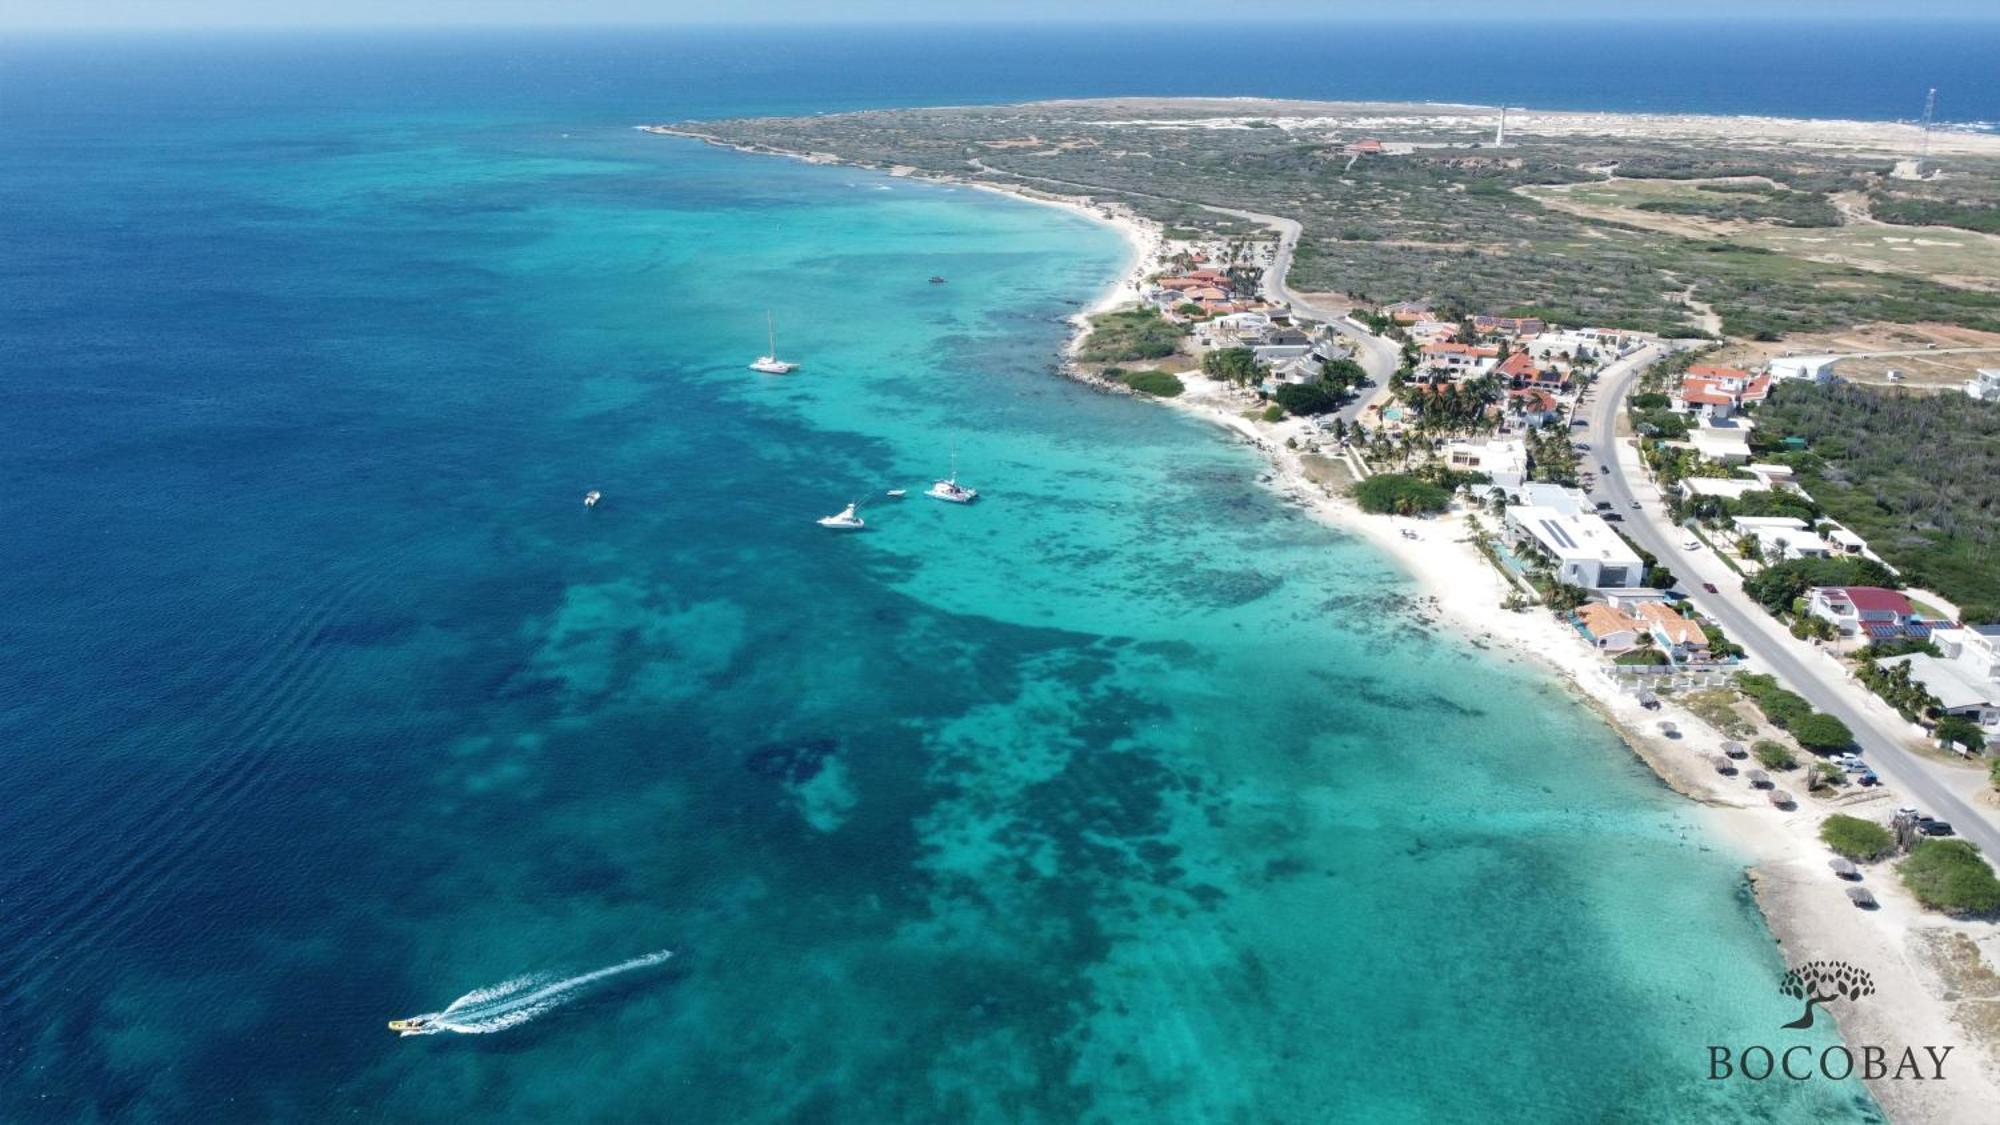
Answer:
[643, 123, 1999, 1120]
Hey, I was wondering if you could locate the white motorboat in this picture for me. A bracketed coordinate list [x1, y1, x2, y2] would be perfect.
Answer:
[749, 310, 798, 374]
[885, 489, 907, 498]
[926, 446, 978, 504]
[583, 490, 602, 508]
[817, 502, 865, 530]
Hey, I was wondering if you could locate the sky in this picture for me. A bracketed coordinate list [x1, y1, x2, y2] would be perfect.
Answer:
[5, 0, 1997, 31]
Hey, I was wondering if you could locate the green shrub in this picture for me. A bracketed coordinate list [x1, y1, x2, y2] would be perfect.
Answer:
[1899, 839, 2000, 916]
[1820, 815, 1894, 861]
[1753, 740, 1796, 770]
[1990, 758, 2000, 793]
[1935, 715, 1987, 754]
[1119, 369, 1185, 397]
[1615, 649, 1671, 666]
[1792, 712, 1855, 752]
[1260, 404, 1286, 423]
[1274, 381, 1344, 416]
[1353, 474, 1450, 516]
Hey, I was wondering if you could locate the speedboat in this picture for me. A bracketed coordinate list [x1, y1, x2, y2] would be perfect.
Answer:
[928, 275, 946, 284]
[885, 489, 907, 498]
[749, 310, 798, 374]
[583, 490, 601, 508]
[817, 502, 865, 530]
[388, 1017, 431, 1034]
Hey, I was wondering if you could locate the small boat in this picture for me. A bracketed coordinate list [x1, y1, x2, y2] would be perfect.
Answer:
[929, 276, 946, 284]
[388, 1017, 431, 1034]
[885, 489, 907, 498]
[583, 490, 602, 508]
[817, 502, 865, 530]
[749, 310, 798, 374]
[926, 445, 978, 504]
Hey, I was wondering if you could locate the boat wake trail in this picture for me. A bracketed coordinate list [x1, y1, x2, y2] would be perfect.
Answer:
[398, 950, 674, 1036]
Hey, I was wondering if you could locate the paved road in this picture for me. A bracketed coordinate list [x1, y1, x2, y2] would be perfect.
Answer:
[1589, 353, 2000, 858]
[1203, 205, 1399, 425]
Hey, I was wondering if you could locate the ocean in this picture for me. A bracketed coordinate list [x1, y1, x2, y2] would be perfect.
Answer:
[7, 21, 1986, 1122]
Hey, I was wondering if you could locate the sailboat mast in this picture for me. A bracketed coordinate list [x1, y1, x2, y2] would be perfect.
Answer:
[766, 310, 776, 357]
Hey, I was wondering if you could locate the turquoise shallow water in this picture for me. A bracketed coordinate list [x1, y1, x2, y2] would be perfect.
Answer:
[0, 35, 1886, 1123]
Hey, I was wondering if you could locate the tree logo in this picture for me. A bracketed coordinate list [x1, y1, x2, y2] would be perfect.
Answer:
[1778, 961, 1875, 1029]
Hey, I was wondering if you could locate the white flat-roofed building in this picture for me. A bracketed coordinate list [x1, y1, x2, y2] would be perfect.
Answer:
[1876, 625, 2000, 730]
[1967, 368, 2000, 401]
[1691, 418, 1754, 465]
[1443, 437, 1528, 493]
[1507, 504, 1645, 589]
[1732, 516, 1833, 560]
[1680, 477, 1767, 500]
[1769, 355, 1838, 383]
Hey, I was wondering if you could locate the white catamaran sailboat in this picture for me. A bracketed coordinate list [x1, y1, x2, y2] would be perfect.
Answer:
[749, 311, 798, 374]
[817, 502, 865, 530]
[926, 447, 978, 504]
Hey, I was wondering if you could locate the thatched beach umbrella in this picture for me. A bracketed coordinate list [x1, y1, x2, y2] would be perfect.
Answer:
[1846, 886, 1877, 908]
[1721, 740, 1747, 758]
[1768, 788, 1794, 808]
[1828, 858, 1859, 879]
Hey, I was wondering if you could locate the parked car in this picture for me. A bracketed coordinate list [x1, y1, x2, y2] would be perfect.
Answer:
[1682, 538, 1701, 551]
[1598, 463, 1611, 473]
[1603, 514, 1624, 522]
[1855, 770, 1880, 787]
[1629, 501, 1641, 510]
[1701, 582, 1718, 593]
[1575, 442, 1591, 451]
[1918, 819, 1955, 837]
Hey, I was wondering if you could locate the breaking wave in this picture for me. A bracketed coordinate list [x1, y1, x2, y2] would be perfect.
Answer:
[398, 950, 674, 1036]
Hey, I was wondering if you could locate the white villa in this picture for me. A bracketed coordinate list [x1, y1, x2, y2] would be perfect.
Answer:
[1732, 516, 1833, 561]
[1444, 437, 1528, 493]
[1768, 355, 1838, 383]
[1507, 487, 1645, 590]
[1876, 625, 2000, 731]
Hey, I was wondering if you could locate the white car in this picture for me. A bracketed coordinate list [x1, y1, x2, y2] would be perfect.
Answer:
[1681, 538, 1701, 551]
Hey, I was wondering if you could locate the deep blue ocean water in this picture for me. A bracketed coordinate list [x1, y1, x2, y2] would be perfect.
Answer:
[5, 22, 1985, 1122]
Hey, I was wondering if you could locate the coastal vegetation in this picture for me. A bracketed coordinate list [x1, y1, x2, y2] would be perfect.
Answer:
[1819, 814, 1893, 861]
[1753, 383, 2000, 618]
[1899, 839, 2000, 917]
[1112, 369, 1185, 397]
[1077, 308, 1185, 363]
[1753, 740, 1797, 771]
[1200, 347, 1261, 384]
[1734, 673, 1853, 751]
[1353, 473, 1450, 516]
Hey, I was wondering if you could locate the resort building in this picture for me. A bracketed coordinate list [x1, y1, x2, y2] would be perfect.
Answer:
[1966, 368, 2000, 402]
[1806, 586, 1926, 641]
[1875, 625, 2000, 731]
